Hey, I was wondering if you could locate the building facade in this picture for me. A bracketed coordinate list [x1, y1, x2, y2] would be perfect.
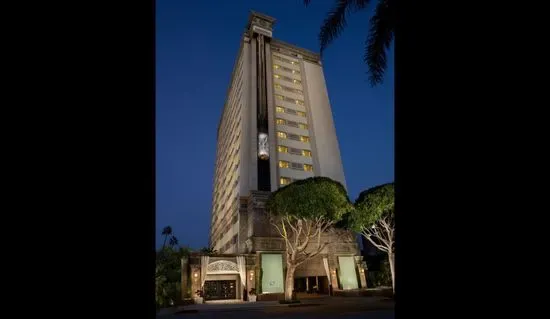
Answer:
[183, 12, 367, 302]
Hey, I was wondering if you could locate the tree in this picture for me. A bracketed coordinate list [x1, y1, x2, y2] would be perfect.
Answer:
[349, 183, 395, 293]
[266, 177, 353, 301]
[156, 226, 190, 309]
[304, 0, 395, 86]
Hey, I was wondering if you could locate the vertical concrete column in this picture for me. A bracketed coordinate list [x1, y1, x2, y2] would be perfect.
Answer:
[181, 256, 189, 299]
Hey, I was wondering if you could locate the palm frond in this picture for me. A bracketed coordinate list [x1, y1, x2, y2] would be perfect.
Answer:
[364, 0, 394, 86]
[318, 0, 371, 55]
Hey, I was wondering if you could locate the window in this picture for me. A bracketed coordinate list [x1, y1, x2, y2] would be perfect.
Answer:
[297, 111, 306, 117]
[302, 150, 312, 157]
[277, 145, 288, 153]
[286, 120, 299, 128]
[286, 108, 297, 115]
[277, 131, 287, 139]
[293, 79, 301, 84]
[300, 136, 310, 143]
[288, 133, 300, 141]
[280, 177, 291, 185]
[274, 74, 280, 79]
[276, 106, 285, 113]
[279, 160, 289, 168]
[275, 94, 284, 100]
[299, 123, 308, 130]
[274, 84, 282, 90]
[304, 164, 313, 172]
[289, 147, 302, 155]
[273, 64, 280, 69]
[290, 162, 304, 170]
[276, 118, 286, 125]
[291, 61, 297, 65]
[295, 100, 304, 106]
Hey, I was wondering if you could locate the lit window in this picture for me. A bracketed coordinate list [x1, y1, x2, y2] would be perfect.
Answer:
[273, 64, 280, 69]
[299, 123, 308, 130]
[291, 61, 296, 65]
[297, 111, 306, 117]
[296, 100, 304, 106]
[292, 70, 296, 73]
[300, 136, 310, 143]
[304, 164, 313, 172]
[279, 160, 289, 168]
[277, 131, 287, 139]
[274, 84, 282, 90]
[274, 74, 280, 79]
[275, 94, 284, 100]
[278, 145, 288, 153]
[276, 106, 285, 113]
[276, 118, 286, 125]
[280, 177, 291, 185]
[293, 79, 300, 84]
[302, 150, 312, 157]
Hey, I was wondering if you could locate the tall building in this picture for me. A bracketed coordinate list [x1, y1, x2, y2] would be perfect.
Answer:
[210, 12, 347, 254]
[183, 12, 366, 302]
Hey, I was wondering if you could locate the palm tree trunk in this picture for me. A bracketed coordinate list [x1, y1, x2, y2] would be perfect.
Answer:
[388, 251, 395, 294]
[284, 264, 296, 301]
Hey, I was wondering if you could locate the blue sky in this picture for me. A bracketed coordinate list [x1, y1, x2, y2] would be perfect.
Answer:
[156, 0, 394, 249]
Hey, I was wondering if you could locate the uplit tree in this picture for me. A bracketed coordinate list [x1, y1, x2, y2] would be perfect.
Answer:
[304, 0, 395, 86]
[349, 183, 395, 293]
[266, 177, 353, 301]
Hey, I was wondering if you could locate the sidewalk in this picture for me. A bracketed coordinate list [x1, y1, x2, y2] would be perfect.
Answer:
[158, 295, 392, 316]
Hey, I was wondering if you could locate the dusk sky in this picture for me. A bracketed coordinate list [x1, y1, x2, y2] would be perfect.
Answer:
[156, 0, 394, 249]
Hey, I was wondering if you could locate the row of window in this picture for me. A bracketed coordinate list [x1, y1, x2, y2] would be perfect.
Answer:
[276, 106, 306, 117]
[274, 83, 303, 95]
[273, 54, 299, 66]
[275, 94, 304, 106]
[277, 145, 312, 157]
[273, 64, 300, 75]
[279, 160, 313, 172]
[277, 131, 310, 143]
[274, 74, 301, 85]
[276, 118, 308, 130]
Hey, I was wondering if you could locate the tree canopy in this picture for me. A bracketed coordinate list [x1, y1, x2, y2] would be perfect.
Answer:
[266, 176, 353, 222]
[349, 182, 394, 231]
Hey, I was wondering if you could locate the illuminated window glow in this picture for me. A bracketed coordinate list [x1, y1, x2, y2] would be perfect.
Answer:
[276, 118, 286, 125]
[299, 123, 308, 130]
[275, 94, 284, 100]
[279, 160, 289, 168]
[297, 111, 306, 117]
[302, 150, 312, 157]
[280, 177, 291, 185]
[277, 146, 288, 153]
[304, 164, 313, 172]
[276, 106, 285, 113]
[300, 136, 310, 143]
[277, 131, 287, 139]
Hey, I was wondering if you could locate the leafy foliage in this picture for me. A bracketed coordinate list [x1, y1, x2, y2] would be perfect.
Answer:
[266, 177, 352, 221]
[367, 259, 392, 287]
[304, 0, 395, 86]
[350, 183, 394, 231]
[156, 226, 191, 309]
[199, 247, 217, 255]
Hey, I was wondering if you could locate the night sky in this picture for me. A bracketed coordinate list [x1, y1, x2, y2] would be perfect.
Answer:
[156, 0, 394, 250]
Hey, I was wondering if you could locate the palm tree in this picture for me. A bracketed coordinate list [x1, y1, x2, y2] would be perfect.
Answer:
[161, 226, 172, 249]
[304, 0, 395, 86]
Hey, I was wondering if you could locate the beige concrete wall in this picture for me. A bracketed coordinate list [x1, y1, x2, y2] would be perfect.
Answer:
[302, 61, 347, 189]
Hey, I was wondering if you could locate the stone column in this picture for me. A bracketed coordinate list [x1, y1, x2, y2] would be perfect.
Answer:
[355, 257, 367, 289]
[190, 265, 201, 297]
[181, 256, 189, 299]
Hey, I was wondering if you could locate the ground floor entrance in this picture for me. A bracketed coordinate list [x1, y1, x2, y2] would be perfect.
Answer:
[293, 276, 330, 294]
[204, 280, 237, 301]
